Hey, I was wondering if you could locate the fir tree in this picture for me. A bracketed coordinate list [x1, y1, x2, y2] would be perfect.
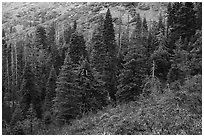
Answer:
[2, 29, 7, 102]
[102, 8, 117, 102]
[169, 2, 196, 42]
[90, 15, 106, 74]
[130, 13, 142, 45]
[54, 54, 81, 124]
[72, 20, 77, 33]
[117, 45, 147, 102]
[158, 12, 165, 33]
[17, 62, 41, 120]
[44, 65, 57, 112]
[151, 31, 171, 80]
[188, 31, 202, 75]
[121, 27, 130, 56]
[35, 25, 47, 50]
[46, 21, 56, 53]
[194, 2, 202, 30]
[77, 59, 107, 114]
[117, 14, 147, 102]
[69, 32, 87, 64]
[167, 38, 188, 83]
[142, 17, 148, 36]
[63, 25, 72, 45]
[167, 2, 173, 28]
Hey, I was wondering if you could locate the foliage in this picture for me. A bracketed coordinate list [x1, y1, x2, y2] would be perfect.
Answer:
[102, 8, 117, 102]
[2, 2, 202, 135]
[35, 25, 47, 50]
[90, 15, 106, 74]
[13, 62, 42, 121]
[117, 15, 147, 102]
[77, 59, 108, 114]
[53, 54, 81, 124]
[44, 65, 57, 112]
[69, 32, 87, 64]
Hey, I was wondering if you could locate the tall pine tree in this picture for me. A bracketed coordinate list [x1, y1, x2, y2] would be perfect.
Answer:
[53, 54, 81, 124]
[90, 15, 106, 74]
[117, 13, 147, 103]
[35, 25, 47, 50]
[102, 8, 117, 102]
[44, 65, 57, 112]
[69, 32, 87, 64]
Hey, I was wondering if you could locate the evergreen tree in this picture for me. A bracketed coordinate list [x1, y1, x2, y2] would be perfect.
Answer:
[17, 62, 41, 120]
[91, 15, 106, 74]
[167, 38, 188, 83]
[167, 2, 173, 29]
[35, 25, 47, 50]
[117, 14, 147, 102]
[151, 31, 171, 80]
[77, 59, 108, 114]
[2, 29, 7, 102]
[69, 32, 87, 64]
[72, 20, 77, 33]
[188, 31, 202, 75]
[54, 54, 81, 124]
[170, 2, 196, 42]
[117, 45, 147, 102]
[194, 2, 202, 30]
[130, 13, 142, 44]
[44, 65, 57, 112]
[102, 8, 117, 102]
[158, 12, 165, 33]
[120, 26, 130, 56]
[46, 21, 56, 53]
[63, 25, 72, 45]
[142, 17, 148, 36]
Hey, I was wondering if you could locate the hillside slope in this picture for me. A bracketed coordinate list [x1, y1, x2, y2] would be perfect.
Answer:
[2, 2, 168, 42]
[36, 76, 202, 135]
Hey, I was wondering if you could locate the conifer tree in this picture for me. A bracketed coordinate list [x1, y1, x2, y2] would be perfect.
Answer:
[188, 31, 202, 75]
[169, 2, 196, 42]
[69, 32, 87, 64]
[167, 2, 173, 35]
[194, 2, 202, 30]
[35, 25, 47, 50]
[90, 15, 106, 74]
[142, 17, 148, 36]
[72, 20, 77, 33]
[141, 17, 149, 59]
[167, 38, 188, 83]
[18, 62, 42, 119]
[47, 22, 64, 75]
[47, 21, 56, 53]
[117, 45, 147, 102]
[158, 12, 165, 33]
[120, 27, 130, 56]
[54, 54, 81, 124]
[117, 14, 147, 102]
[130, 13, 142, 45]
[61, 25, 73, 61]
[63, 25, 72, 45]
[78, 59, 108, 114]
[2, 29, 7, 102]
[102, 8, 117, 102]
[44, 65, 57, 112]
[151, 31, 171, 80]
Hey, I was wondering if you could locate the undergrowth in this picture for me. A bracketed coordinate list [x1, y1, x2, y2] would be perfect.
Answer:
[3, 75, 202, 135]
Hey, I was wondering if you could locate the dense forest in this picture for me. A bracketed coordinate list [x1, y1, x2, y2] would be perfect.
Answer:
[2, 2, 202, 135]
